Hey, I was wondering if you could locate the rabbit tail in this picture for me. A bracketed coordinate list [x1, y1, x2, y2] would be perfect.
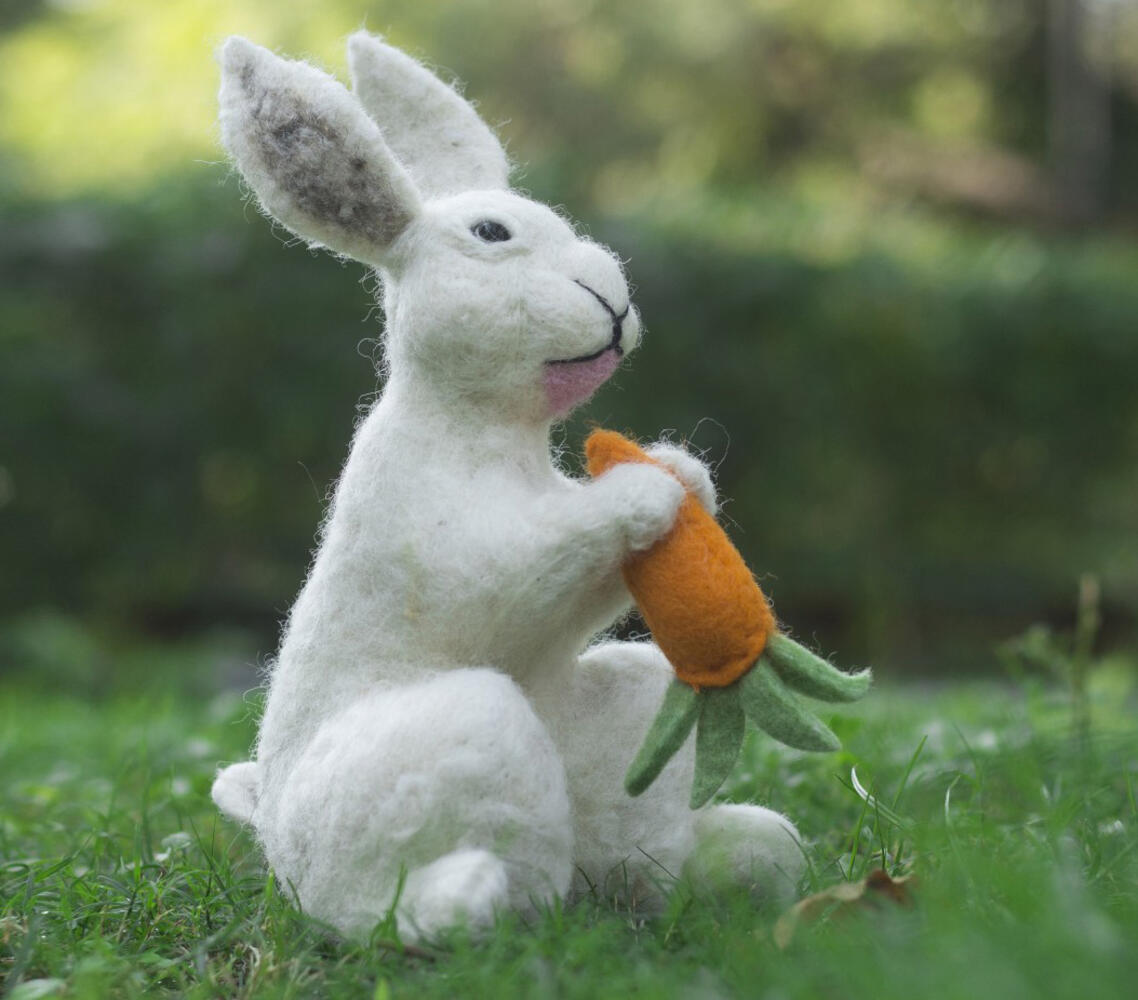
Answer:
[212, 761, 261, 825]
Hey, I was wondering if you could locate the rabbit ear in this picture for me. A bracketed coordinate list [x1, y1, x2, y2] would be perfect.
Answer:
[218, 37, 421, 265]
[347, 32, 509, 197]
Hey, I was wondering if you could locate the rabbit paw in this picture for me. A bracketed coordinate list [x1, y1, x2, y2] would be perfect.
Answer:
[646, 442, 718, 516]
[401, 849, 510, 941]
[602, 463, 686, 552]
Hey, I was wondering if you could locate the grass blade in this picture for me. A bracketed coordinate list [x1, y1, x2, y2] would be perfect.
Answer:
[850, 766, 911, 831]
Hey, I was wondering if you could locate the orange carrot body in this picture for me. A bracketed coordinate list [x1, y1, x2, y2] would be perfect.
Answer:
[585, 429, 776, 689]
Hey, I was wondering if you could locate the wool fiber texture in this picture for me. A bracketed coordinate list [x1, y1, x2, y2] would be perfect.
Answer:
[211, 33, 804, 943]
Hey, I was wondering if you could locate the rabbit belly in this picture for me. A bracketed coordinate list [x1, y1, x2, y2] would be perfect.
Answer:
[254, 668, 573, 941]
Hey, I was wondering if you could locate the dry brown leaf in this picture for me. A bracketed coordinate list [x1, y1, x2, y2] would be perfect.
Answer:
[774, 869, 915, 949]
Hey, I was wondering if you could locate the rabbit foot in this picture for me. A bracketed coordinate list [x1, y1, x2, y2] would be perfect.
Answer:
[682, 804, 804, 907]
[399, 848, 510, 942]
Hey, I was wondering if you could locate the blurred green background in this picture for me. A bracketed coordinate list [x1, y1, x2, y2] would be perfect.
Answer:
[2, 0, 1136, 684]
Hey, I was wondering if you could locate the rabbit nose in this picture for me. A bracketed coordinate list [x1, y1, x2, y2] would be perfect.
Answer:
[573, 279, 630, 353]
[578, 277, 632, 336]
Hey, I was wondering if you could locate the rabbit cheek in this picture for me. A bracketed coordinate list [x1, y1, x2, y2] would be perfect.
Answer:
[543, 350, 623, 417]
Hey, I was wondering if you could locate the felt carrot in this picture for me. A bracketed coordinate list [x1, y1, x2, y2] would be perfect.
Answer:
[586, 429, 871, 809]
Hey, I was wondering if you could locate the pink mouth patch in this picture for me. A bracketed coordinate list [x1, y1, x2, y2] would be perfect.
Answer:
[544, 349, 622, 416]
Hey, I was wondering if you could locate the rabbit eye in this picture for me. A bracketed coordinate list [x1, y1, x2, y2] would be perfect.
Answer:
[471, 220, 512, 243]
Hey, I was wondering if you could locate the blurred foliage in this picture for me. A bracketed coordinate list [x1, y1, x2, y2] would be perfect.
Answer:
[1, 0, 1137, 673]
[5, 0, 1138, 214]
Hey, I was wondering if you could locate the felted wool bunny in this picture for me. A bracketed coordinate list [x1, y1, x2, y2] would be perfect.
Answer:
[211, 32, 805, 943]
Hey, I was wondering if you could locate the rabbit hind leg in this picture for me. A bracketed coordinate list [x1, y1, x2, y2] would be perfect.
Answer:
[264, 667, 573, 942]
[684, 803, 804, 908]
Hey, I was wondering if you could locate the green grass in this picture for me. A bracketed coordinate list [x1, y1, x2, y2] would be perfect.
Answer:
[2, 648, 1137, 999]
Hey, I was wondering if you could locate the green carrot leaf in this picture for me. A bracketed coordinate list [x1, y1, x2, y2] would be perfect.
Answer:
[690, 685, 746, 809]
[740, 658, 841, 752]
[765, 633, 872, 703]
[625, 680, 701, 796]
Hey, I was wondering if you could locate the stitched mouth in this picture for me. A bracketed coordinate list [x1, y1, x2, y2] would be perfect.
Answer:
[546, 280, 629, 365]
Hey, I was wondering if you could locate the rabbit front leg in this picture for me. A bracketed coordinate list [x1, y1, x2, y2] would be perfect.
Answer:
[501, 463, 686, 637]
[536, 462, 687, 574]
[542, 440, 716, 574]
[594, 461, 690, 553]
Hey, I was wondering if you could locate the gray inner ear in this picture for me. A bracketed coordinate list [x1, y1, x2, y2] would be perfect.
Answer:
[223, 44, 418, 258]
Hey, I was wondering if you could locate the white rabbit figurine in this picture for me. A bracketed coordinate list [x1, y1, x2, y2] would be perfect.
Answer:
[211, 33, 804, 943]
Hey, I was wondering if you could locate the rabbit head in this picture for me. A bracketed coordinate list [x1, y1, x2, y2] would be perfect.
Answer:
[218, 34, 640, 422]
